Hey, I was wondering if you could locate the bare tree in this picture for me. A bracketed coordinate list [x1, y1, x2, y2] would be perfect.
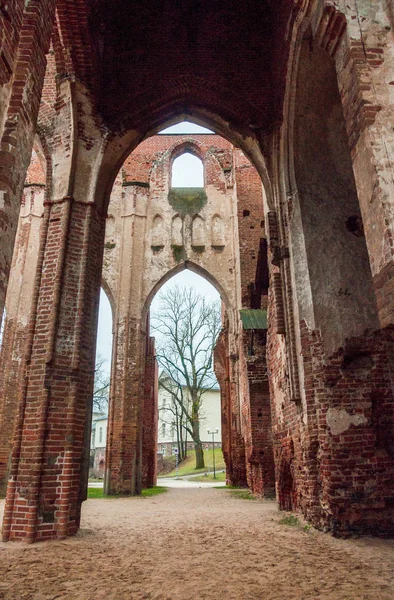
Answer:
[93, 355, 110, 413]
[158, 375, 189, 460]
[152, 285, 221, 469]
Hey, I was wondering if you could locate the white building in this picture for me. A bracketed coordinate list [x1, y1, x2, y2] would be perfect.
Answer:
[90, 381, 221, 475]
[90, 412, 108, 477]
[158, 377, 221, 456]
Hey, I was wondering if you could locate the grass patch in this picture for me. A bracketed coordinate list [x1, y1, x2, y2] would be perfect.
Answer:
[189, 471, 226, 483]
[229, 489, 257, 501]
[87, 486, 168, 499]
[278, 514, 300, 527]
[159, 448, 226, 478]
[141, 486, 168, 497]
[88, 487, 106, 499]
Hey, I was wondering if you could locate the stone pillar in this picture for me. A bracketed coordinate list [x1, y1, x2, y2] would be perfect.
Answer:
[105, 183, 149, 495]
[141, 333, 158, 489]
[214, 325, 247, 487]
[0, 183, 44, 496]
[243, 334, 276, 498]
[333, 1, 394, 327]
[214, 328, 233, 483]
[2, 197, 105, 542]
[0, 0, 55, 316]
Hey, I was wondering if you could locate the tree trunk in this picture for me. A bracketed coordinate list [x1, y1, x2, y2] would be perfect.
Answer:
[178, 416, 183, 459]
[183, 427, 188, 461]
[194, 440, 204, 469]
[192, 420, 204, 469]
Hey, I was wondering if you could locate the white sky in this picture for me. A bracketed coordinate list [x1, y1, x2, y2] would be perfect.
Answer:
[150, 270, 220, 316]
[96, 121, 219, 375]
[172, 153, 204, 187]
[159, 122, 213, 134]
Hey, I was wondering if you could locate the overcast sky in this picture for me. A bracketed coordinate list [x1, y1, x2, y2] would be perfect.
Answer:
[96, 121, 219, 374]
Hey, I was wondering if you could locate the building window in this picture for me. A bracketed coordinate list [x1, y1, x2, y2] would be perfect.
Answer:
[171, 153, 204, 187]
[99, 427, 103, 444]
[162, 423, 166, 436]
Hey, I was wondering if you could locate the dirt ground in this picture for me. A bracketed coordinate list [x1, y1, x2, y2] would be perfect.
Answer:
[0, 489, 393, 600]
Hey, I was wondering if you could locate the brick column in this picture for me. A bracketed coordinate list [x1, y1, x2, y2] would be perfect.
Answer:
[2, 198, 105, 542]
[214, 326, 247, 487]
[105, 318, 145, 495]
[141, 334, 158, 489]
[104, 183, 149, 495]
[242, 333, 276, 499]
[0, 184, 44, 496]
[0, 0, 55, 316]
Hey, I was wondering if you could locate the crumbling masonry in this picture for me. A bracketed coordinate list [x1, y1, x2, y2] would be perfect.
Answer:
[0, 0, 393, 542]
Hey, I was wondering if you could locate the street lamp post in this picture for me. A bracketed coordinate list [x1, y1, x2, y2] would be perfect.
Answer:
[207, 428, 219, 479]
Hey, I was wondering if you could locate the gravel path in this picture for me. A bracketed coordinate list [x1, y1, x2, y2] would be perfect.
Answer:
[0, 489, 393, 599]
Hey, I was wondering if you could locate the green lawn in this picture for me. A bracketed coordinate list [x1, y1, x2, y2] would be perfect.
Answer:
[188, 471, 226, 482]
[87, 486, 168, 499]
[229, 489, 257, 501]
[141, 486, 168, 497]
[88, 487, 107, 499]
[159, 448, 226, 478]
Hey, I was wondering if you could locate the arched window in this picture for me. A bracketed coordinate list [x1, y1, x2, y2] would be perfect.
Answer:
[171, 152, 204, 188]
[0, 309, 6, 349]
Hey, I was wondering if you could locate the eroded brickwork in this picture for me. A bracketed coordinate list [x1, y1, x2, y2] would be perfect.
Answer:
[0, 0, 393, 542]
[0, 1, 56, 316]
[0, 159, 45, 495]
[141, 334, 158, 489]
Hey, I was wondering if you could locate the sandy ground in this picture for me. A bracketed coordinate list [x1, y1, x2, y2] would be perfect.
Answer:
[0, 490, 393, 600]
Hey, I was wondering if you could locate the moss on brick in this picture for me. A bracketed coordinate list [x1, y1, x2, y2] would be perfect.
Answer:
[172, 245, 186, 263]
[168, 187, 207, 216]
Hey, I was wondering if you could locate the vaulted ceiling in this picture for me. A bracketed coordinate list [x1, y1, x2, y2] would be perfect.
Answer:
[52, 1, 299, 137]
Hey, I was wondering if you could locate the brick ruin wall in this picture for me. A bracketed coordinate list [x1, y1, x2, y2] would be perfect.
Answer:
[0, 0, 393, 541]
[100, 134, 258, 493]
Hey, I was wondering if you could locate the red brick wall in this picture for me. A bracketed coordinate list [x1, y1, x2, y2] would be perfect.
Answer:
[234, 148, 275, 497]
[3, 199, 106, 542]
[142, 334, 159, 489]
[0, 0, 55, 316]
[235, 156, 266, 307]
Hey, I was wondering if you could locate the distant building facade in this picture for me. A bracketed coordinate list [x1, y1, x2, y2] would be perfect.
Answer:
[90, 413, 108, 478]
[158, 381, 222, 456]
[90, 384, 221, 477]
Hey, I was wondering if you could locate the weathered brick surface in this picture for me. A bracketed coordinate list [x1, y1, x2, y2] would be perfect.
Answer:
[2, 199, 106, 542]
[0, 0, 56, 317]
[0, 177, 45, 496]
[214, 324, 247, 488]
[142, 334, 158, 489]
[1, 0, 394, 542]
[330, 1, 394, 326]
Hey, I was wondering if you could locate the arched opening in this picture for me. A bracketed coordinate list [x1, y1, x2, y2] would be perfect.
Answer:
[171, 153, 204, 188]
[96, 121, 274, 501]
[89, 288, 113, 481]
[150, 269, 225, 482]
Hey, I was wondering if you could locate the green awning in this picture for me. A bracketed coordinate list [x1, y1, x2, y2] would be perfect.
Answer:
[239, 309, 267, 330]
